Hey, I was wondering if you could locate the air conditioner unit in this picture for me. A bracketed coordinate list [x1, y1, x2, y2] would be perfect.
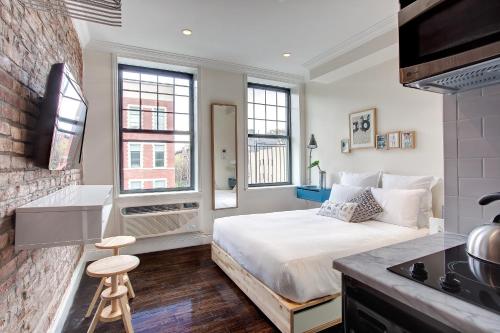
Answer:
[121, 202, 200, 239]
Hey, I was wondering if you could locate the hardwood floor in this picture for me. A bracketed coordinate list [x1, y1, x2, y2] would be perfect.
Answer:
[62, 245, 343, 333]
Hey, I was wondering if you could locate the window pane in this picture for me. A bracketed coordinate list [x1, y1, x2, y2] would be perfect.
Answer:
[175, 142, 191, 188]
[141, 73, 157, 83]
[247, 103, 254, 118]
[254, 104, 265, 119]
[247, 137, 289, 185]
[158, 76, 174, 84]
[277, 92, 287, 106]
[123, 90, 139, 108]
[266, 90, 276, 105]
[255, 120, 265, 134]
[123, 80, 139, 91]
[158, 84, 173, 94]
[254, 89, 265, 104]
[175, 78, 190, 86]
[175, 95, 190, 114]
[175, 86, 190, 96]
[266, 105, 277, 120]
[175, 114, 190, 131]
[158, 94, 174, 103]
[248, 88, 254, 103]
[248, 119, 254, 134]
[277, 107, 287, 121]
[141, 82, 157, 93]
[266, 121, 277, 135]
[123, 71, 140, 80]
[277, 121, 287, 135]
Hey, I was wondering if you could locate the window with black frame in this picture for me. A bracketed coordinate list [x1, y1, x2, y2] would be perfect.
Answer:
[247, 83, 291, 186]
[118, 64, 194, 193]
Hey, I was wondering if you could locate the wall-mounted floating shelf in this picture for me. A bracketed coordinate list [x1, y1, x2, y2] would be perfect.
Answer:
[15, 185, 113, 250]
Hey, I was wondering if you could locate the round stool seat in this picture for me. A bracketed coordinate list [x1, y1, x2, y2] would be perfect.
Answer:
[95, 236, 136, 250]
[105, 274, 129, 287]
[100, 303, 131, 323]
[101, 285, 128, 300]
[87, 255, 140, 278]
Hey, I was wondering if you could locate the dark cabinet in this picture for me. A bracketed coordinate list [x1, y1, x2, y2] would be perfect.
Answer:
[342, 275, 459, 333]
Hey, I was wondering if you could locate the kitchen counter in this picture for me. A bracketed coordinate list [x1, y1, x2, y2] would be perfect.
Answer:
[333, 233, 500, 333]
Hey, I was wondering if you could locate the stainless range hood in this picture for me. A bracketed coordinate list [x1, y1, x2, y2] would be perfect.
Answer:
[405, 57, 500, 94]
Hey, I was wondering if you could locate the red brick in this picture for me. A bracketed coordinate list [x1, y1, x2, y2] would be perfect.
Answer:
[0, 3, 83, 332]
[0, 232, 8, 249]
[0, 258, 15, 284]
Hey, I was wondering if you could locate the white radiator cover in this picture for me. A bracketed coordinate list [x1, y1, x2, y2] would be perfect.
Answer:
[121, 203, 200, 239]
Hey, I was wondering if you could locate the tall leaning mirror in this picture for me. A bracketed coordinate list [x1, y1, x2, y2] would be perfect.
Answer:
[212, 104, 238, 210]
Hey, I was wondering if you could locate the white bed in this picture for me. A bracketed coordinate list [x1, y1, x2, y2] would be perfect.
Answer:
[213, 208, 428, 303]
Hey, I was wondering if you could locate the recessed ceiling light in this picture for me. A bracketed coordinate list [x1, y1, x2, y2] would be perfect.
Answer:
[283, 52, 291, 58]
[182, 29, 192, 36]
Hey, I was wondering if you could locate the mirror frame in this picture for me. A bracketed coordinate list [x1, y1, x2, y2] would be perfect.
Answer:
[211, 103, 238, 210]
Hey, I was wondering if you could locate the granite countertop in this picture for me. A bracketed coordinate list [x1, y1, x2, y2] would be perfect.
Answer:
[333, 233, 500, 333]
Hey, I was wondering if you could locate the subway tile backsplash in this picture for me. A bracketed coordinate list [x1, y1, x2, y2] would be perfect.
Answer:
[443, 85, 500, 234]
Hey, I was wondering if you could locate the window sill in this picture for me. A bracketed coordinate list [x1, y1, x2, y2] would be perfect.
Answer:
[116, 190, 201, 199]
[246, 184, 297, 191]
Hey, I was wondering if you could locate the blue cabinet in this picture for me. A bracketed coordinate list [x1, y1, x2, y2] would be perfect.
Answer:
[296, 186, 331, 203]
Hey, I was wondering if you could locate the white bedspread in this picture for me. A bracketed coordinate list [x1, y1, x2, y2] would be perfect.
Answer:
[213, 209, 428, 303]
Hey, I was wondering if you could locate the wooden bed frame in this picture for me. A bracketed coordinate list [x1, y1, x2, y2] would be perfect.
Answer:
[211, 242, 342, 333]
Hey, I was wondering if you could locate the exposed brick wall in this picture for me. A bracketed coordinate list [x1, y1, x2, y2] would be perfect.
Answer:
[0, 0, 83, 332]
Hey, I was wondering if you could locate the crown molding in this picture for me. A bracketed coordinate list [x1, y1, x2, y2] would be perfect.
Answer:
[303, 14, 398, 70]
[85, 40, 305, 84]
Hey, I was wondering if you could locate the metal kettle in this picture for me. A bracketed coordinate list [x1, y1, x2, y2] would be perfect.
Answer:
[466, 192, 500, 265]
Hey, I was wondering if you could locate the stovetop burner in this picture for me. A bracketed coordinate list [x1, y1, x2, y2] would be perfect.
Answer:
[387, 244, 500, 315]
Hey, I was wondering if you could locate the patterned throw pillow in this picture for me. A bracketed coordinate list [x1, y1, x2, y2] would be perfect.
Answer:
[317, 201, 359, 222]
[348, 189, 384, 222]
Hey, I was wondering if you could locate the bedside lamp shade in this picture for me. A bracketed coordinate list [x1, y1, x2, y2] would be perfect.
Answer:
[307, 134, 318, 149]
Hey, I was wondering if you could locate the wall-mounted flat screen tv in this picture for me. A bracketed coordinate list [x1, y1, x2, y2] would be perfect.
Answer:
[34, 63, 88, 170]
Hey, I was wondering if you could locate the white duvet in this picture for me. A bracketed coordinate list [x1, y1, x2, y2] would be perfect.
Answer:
[213, 208, 428, 303]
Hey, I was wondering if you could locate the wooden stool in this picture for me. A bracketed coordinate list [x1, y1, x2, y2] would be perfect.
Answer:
[85, 236, 136, 318]
[86, 255, 140, 333]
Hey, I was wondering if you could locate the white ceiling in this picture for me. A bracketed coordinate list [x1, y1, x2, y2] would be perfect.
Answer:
[82, 0, 399, 76]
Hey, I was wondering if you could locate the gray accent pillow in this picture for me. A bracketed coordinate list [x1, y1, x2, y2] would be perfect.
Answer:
[317, 201, 358, 222]
[348, 189, 383, 222]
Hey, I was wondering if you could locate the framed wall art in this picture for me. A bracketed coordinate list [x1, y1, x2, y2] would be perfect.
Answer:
[376, 134, 388, 150]
[401, 131, 416, 149]
[349, 108, 376, 149]
[388, 131, 400, 149]
[340, 138, 350, 153]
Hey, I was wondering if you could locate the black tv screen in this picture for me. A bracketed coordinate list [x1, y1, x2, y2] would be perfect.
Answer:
[34, 63, 88, 170]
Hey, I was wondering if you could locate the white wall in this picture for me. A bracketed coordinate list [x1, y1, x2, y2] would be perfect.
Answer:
[305, 59, 444, 216]
[81, 48, 308, 247]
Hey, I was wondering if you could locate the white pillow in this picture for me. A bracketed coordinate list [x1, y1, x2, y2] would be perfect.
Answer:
[339, 171, 381, 188]
[370, 188, 426, 229]
[317, 201, 358, 222]
[329, 184, 364, 203]
[382, 174, 439, 228]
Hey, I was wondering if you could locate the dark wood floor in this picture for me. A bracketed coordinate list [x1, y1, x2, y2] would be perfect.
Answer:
[62, 245, 343, 333]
